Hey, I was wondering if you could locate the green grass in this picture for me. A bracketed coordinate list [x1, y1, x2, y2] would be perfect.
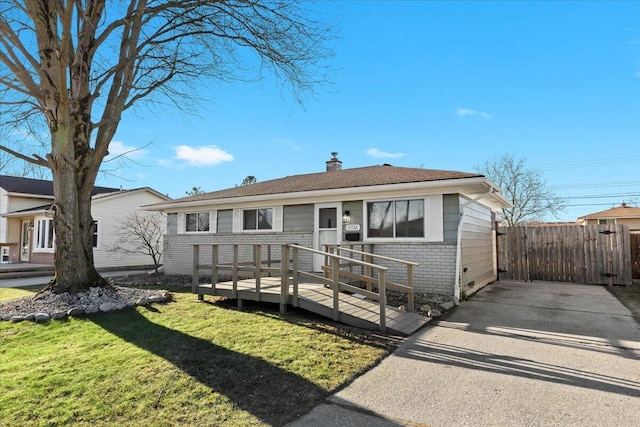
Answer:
[0, 285, 46, 303]
[0, 287, 393, 426]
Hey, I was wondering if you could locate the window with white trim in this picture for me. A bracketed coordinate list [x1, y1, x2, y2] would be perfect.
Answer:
[92, 220, 99, 248]
[185, 212, 210, 232]
[243, 208, 273, 230]
[35, 218, 55, 251]
[367, 199, 424, 238]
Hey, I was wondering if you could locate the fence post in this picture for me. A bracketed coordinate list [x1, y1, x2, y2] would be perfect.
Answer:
[379, 269, 386, 333]
[255, 244, 262, 300]
[211, 244, 218, 294]
[232, 244, 238, 299]
[331, 257, 340, 321]
[192, 245, 202, 300]
[292, 245, 299, 307]
[406, 264, 414, 312]
[280, 245, 290, 313]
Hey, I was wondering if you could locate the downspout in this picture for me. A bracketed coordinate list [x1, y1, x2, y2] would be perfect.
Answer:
[454, 188, 495, 301]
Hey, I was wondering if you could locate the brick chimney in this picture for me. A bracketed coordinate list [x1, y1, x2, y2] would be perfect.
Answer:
[326, 152, 342, 172]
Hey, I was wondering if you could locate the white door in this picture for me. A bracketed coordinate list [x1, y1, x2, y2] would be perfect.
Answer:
[313, 203, 341, 271]
[20, 220, 32, 262]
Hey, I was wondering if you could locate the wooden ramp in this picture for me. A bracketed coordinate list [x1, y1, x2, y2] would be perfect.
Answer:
[196, 277, 428, 336]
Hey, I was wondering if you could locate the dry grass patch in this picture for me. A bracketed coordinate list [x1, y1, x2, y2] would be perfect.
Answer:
[608, 281, 640, 323]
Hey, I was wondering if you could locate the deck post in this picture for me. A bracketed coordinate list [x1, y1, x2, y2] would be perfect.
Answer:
[232, 244, 239, 299]
[365, 253, 373, 292]
[280, 245, 290, 313]
[255, 244, 262, 300]
[378, 269, 387, 333]
[267, 245, 273, 277]
[211, 245, 218, 294]
[292, 245, 299, 307]
[192, 245, 203, 300]
[331, 257, 340, 321]
[407, 264, 414, 312]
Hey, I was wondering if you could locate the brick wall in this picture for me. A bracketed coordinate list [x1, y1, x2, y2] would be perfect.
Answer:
[164, 232, 314, 275]
[371, 243, 457, 295]
[164, 233, 457, 296]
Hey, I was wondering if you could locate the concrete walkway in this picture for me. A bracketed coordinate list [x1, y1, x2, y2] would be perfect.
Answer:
[288, 280, 640, 426]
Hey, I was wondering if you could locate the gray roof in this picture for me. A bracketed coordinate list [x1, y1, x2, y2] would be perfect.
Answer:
[0, 175, 121, 197]
[173, 165, 484, 203]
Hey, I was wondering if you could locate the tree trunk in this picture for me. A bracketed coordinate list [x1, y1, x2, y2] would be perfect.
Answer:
[43, 132, 109, 294]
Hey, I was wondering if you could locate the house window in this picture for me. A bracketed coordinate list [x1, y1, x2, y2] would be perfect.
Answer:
[186, 212, 210, 232]
[92, 221, 99, 248]
[367, 199, 424, 238]
[1, 246, 9, 263]
[35, 218, 55, 250]
[243, 208, 273, 230]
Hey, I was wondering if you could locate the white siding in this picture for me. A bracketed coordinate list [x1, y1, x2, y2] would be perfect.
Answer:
[460, 200, 496, 296]
[91, 190, 169, 269]
[426, 195, 444, 242]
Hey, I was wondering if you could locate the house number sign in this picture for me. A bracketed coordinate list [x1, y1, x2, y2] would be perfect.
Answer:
[345, 224, 360, 231]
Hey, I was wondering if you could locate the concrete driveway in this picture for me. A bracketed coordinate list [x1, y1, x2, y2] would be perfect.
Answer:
[290, 280, 640, 426]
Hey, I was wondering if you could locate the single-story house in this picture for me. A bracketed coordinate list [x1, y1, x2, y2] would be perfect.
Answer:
[576, 203, 640, 233]
[145, 154, 511, 299]
[0, 175, 171, 269]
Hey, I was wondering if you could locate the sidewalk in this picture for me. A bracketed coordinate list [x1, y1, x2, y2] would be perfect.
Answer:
[288, 280, 640, 426]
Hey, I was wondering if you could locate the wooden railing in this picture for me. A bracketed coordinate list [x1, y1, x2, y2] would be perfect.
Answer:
[323, 244, 418, 312]
[192, 243, 283, 302]
[192, 243, 410, 333]
[283, 244, 391, 332]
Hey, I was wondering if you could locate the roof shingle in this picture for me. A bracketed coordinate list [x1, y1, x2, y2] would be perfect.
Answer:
[0, 175, 120, 197]
[174, 165, 483, 203]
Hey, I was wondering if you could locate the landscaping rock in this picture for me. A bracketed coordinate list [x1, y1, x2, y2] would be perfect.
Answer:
[419, 304, 432, 316]
[439, 301, 455, 311]
[67, 307, 85, 317]
[99, 303, 116, 312]
[1, 314, 11, 321]
[136, 297, 149, 306]
[51, 311, 67, 320]
[24, 314, 35, 321]
[115, 303, 126, 310]
[84, 306, 99, 314]
[34, 313, 50, 323]
[430, 309, 442, 318]
[10, 315, 24, 322]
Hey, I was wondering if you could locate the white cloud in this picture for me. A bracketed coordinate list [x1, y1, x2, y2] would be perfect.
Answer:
[366, 148, 406, 159]
[456, 108, 492, 119]
[175, 145, 234, 166]
[107, 140, 146, 160]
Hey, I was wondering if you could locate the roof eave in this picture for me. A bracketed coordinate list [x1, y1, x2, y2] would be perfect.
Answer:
[144, 177, 510, 211]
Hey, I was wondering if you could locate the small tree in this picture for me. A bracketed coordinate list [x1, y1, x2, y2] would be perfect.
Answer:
[185, 186, 205, 196]
[241, 176, 257, 186]
[109, 212, 166, 273]
[475, 153, 565, 226]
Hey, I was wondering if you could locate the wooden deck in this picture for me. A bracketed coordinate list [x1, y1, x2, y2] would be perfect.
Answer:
[196, 277, 429, 336]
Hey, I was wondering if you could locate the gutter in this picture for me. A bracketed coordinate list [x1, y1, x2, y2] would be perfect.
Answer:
[454, 187, 495, 301]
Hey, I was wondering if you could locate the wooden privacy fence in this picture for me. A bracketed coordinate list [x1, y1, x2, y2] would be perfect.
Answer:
[497, 224, 632, 286]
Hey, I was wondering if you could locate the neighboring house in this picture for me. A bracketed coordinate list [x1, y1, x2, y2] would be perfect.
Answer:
[145, 154, 511, 298]
[576, 203, 640, 233]
[0, 175, 171, 269]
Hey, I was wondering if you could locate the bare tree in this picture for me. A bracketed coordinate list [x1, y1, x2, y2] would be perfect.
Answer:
[109, 212, 166, 274]
[0, 1, 332, 293]
[475, 153, 565, 226]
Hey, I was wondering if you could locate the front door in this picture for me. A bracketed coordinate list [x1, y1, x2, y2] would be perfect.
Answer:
[20, 220, 32, 262]
[313, 203, 341, 271]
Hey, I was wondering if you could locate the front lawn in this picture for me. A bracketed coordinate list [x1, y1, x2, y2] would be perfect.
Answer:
[0, 286, 393, 426]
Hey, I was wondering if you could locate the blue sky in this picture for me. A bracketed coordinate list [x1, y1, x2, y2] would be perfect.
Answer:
[97, 1, 640, 222]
